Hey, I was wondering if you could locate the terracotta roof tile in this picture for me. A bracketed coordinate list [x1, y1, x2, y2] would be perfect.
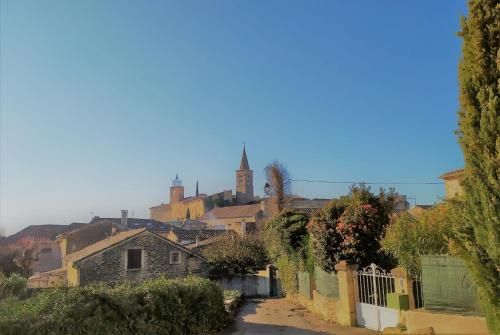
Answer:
[200, 204, 262, 220]
[439, 168, 464, 180]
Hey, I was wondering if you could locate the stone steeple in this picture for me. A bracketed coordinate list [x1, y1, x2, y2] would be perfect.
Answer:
[236, 144, 254, 204]
[240, 144, 250, 170]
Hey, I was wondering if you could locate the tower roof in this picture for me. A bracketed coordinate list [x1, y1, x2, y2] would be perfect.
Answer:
[239, 144, 250, 170]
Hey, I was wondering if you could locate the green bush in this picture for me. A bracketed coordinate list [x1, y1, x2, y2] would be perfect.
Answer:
[381, 204, 453, 278]
[0, 276, 229, 335]
[202, 234, 267, 275]
[0, 272, 27, 300]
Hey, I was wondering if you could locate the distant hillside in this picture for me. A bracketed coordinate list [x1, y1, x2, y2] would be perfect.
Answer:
[0, 223, 87, 245]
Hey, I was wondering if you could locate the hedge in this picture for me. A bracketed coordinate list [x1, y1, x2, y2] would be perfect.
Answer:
[0, 276, 230, 335]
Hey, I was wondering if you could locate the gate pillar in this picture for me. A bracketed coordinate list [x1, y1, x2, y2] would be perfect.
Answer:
[335, 261, 358, 326]
[391, 267, 415, 309]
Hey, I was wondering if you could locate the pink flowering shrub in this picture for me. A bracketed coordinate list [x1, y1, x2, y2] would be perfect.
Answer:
[308, 186, 396, 272]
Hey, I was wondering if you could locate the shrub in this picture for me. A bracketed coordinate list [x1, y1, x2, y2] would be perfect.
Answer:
[0, 272, 27, 300]
[308, 186, 396, 272]
[381, 204, 453, 278]
[202, 234, 267, 275]
[0, 276, 229, 335]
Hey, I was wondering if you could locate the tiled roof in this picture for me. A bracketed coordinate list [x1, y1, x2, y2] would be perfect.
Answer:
[1, 223, 86, 245]
[170, 227, 232, 241]
[414, 205, 433, 210]
[90, 217, 176, 232]
[439, 168, 464, 180]
[200, 204, 262, 220]
[293, 208, 323, 217]
[65, 229, 146, 263]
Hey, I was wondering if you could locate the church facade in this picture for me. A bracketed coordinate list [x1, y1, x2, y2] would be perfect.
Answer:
[149, 146, 255, 222]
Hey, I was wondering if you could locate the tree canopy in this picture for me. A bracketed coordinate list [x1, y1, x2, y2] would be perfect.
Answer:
[453, 0, 499, 331]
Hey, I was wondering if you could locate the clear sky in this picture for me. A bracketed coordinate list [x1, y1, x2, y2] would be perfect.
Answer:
[1, 1, 466, 235]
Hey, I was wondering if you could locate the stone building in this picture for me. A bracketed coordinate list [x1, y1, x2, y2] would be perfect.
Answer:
[439, 168, 464, 199]
[150, 146, 255, 222]
[28, 229, 207, 288]
[166, 227, 232, 246]
[235, 145, 254, 205]
[199, 203, 264, 236]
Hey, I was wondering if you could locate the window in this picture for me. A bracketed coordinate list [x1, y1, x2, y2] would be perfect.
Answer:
[170, 251, 181, 264]
[127, 249, 142, 269]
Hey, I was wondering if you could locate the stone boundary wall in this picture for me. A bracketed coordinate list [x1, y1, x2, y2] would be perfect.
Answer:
[291, 290, 340, 323]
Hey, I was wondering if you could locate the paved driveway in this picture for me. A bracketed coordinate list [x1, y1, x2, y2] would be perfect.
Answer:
[220, 298, 377, 335]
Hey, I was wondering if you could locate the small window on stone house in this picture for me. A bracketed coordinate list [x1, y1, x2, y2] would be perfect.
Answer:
[127, 249, 142, 269]
[170, 251, 181, 264]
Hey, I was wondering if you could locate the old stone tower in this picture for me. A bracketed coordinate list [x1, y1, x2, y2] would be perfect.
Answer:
[170, 174, 184, 203]
[235, 145, 254, 204]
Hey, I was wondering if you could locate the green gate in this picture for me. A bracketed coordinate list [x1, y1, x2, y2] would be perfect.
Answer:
[421, 255, 479, 313]
[298, 271, 311, 299]
[314, 266, 339, 298]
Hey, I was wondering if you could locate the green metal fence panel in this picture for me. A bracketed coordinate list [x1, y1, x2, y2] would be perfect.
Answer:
[421, 255, 479, 313]
[314, 266, 339, 298]
[298, 271, 311, 299]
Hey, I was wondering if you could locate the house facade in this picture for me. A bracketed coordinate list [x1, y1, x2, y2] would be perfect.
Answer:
[199, 203, 264, 235]
[439, 168, 464, 199]
[28, 229, 207, 288]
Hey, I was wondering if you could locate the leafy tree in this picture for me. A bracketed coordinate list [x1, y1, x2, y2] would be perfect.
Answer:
[263, 210, 311, 294]
[382, 204, 453, 278]
[453, 0, 499, 331]
[308, 186, 396, 272]
[264, 210, 310, 260]
[202, 234, 267, 275]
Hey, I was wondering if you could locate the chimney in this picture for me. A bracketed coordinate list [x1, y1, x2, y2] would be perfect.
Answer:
[121, 210, 128, 227]
[195, 235, 200, 247]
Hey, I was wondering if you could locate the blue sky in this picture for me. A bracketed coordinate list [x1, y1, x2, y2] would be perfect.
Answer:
[1, 1, 466, 235]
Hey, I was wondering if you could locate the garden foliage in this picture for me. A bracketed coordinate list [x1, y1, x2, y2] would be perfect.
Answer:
[0, 272, 27, 300]
[264, 211, 311, 294]
[381, 204, 453, 278]
[0, 276, 229, 335]
[453, 0, 499, 331]
[202, 234, 267, 275]
[308, 186, 395, 272]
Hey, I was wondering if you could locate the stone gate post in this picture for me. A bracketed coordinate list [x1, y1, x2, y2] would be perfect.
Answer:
[335, 261, 358, 326]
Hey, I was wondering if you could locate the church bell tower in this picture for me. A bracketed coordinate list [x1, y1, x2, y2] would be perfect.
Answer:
[236, 144, 254, 205]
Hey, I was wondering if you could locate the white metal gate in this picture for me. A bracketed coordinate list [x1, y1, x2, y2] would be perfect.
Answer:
[354, 263, 399, 331]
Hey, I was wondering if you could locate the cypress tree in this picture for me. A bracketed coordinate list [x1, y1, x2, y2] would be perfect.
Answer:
[455, 0, 499, 332]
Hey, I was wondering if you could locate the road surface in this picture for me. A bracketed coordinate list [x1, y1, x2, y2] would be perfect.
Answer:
[220, 298, 377, 335]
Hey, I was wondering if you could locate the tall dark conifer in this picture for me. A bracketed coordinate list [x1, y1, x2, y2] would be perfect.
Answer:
[454, 0, 499, 332]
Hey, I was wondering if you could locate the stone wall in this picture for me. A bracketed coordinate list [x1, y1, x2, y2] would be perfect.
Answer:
[75, 233, 207, 286]
[293, 290, 340, 323]
[444, 179, 463, 199]
[151, 198, 206, 222]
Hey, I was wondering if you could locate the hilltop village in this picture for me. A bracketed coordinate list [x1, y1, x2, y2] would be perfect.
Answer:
[0, 146, 332, 286]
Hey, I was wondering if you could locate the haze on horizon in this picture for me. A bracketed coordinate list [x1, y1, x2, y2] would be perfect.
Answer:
[0, 1, 466, 235]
